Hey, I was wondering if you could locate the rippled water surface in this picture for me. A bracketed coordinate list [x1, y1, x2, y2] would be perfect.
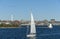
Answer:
[0, 25, 60, 39]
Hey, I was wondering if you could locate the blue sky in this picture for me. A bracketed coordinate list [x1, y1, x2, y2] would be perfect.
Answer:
[0, 0, 60, 21]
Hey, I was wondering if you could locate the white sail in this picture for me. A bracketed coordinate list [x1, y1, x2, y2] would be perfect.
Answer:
[48, 24, 53, 28]
[30, 13, 36, 33]
[27, 12, 36, 37]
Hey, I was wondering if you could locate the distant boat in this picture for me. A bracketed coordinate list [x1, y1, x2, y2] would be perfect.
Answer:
[27, 13, 36, 37]
[48, 24, 53, 28]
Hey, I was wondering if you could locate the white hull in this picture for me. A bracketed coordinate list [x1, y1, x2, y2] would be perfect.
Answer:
[27, 34, 36, 37]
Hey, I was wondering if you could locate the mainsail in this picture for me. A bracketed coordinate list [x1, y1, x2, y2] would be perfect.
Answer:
[30, 13, 36, 33]
[27, 12, 36, 37]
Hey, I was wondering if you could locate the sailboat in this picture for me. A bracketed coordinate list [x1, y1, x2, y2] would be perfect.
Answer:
[27, 13, 36, 37]
[48, 23, 53, 28]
